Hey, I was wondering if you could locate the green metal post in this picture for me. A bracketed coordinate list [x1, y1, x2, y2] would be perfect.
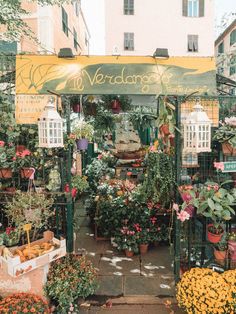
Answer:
[65, 101, 74, 252]
[174, 96, 182, 282]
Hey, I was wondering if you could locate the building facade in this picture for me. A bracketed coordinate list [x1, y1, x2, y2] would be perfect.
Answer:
[104, 0, 214, 57]
[215, 19, 236, 94]
[0, 0, 90, 55]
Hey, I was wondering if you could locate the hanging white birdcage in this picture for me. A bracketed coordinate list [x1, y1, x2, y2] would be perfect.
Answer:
[38, 97, 64, 148]
[183, 100, 212, 153]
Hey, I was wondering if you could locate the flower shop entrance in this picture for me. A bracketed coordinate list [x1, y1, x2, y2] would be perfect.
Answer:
[14, 54, 217, 287]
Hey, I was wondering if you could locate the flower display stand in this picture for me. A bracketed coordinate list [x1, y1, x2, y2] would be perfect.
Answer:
[1, 231, 66, 277]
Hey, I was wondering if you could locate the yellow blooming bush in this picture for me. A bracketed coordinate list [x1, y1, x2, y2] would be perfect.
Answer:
[222, 270, 236, 313]
[176, 268, 234, 314]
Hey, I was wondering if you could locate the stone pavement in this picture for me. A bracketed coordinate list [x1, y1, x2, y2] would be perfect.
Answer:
[74, 202, 184, 313]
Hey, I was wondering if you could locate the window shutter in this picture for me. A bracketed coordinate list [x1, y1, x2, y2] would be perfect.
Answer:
[183, 0, 188, 16]
[199, 0, 204, 17]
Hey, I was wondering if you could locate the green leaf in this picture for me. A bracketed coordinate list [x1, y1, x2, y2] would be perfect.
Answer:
[207, 198, 215, 210]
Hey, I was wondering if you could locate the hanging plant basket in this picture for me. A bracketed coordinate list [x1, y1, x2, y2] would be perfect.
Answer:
[207, 224, 224, 244]
[111, 99, 121, 114]
[20, 168, 35, 179]
[222, 142, 236, 156]
[76, 138, 88, 151]
[0, 168, 13, 179]
[72, 103, 81, 113]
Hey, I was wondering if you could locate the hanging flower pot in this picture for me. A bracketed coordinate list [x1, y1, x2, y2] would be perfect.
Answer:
[160, 124, 170, 135]
[207, 224, 224, 244]
[139, 243, 149, 254]
[124, 249, 134, 257]
[20, 168, 35, 179]
[72, 103, 81, 113]
[76, 138, 88, 151]
[222, 142, 236, 156]
[0, 168, 12, 179]
[111, 99, 121, 114]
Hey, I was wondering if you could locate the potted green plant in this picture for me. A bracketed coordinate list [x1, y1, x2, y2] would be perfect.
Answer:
[134, 223, 151, 254]
[128, 106, 157, 131]
[4, 190, 54, 241]
[44, 254, 98, 313]
[0, 226, 21, 247]
[213, 235, 228, 266]
[213, 116, 236, 156]
[114, 226, 139, 257]
[71, 119, 94, 150]
[0, 142, 15, 178]
[192, 181, 235, 243]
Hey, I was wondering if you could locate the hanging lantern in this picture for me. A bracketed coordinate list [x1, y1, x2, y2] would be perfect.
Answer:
[183, 100, 212, 153]
[38, 97, 64, 148]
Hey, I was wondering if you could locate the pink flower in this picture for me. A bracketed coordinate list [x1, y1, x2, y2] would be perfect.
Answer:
[97, 154, 102, 160]
[150, 217, 157, 224]
[147, 201, 153, 209]
[181, 193, 192, 202]
[0, 141, 5, 147]
[214, 162, 224, 171]
[177, 210, 190, 222]
[173, 203, 179, 212]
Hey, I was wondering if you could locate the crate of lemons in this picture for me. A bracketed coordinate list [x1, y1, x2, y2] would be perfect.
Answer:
[176, 268, 236, 314]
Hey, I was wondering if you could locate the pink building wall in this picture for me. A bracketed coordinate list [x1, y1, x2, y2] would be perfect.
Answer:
[104, 0, 214, 57]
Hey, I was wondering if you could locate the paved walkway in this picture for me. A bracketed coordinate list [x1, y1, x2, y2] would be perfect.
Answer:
[74, 201, 184, 313]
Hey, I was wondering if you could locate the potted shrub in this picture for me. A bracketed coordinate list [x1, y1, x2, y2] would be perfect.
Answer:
[4, 190, 54, 241]
[114, 226, 139, 257]
[213, 116, 236, 156]
[44, 254, 98, 313]
[0, 292, 50, 313]
[191, 181, 235, 243]
[213, 236, 228, 266]
[71, 119, 94, 151]
[0, 143, 15, 178]
[134, 223, 151, 254]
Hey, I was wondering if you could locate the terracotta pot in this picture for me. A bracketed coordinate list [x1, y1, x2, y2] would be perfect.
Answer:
[111, 99, 121, 114]
[160, 124, 170, 135]
[5, 187, 16, 193]
[222, 142, 236, 156]
[214, 249, 227, 262]
[228, 240, 236, 261]
[124, 249, 134, 257]
[20, 168, 34, 179]
[139, 243, 148, 254]
[207, 224, 224, 244]
[0, 168, 12, 179]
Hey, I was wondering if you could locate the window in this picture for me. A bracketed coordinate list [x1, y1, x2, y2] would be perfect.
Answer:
[124, 0, 134, 15]
[230, 66, 236, 76]
[188, 34, 198, 52]
[230, 29, 236, 46]
[218, 42, 224, 54]
[124, 32, 134, 50]
[183, 0, 204, 17]
[73, 28, 78, 51]
[62, 7, 68, 36]
[73, 0, 80, 17]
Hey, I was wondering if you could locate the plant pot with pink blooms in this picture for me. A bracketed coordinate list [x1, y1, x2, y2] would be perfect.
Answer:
[113, 226, 139, 256]
[228, 232, 236, 261]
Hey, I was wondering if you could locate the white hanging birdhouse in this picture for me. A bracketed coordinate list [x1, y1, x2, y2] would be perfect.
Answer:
[183, 100, 212, 153]
[38, 97, 64, 148]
